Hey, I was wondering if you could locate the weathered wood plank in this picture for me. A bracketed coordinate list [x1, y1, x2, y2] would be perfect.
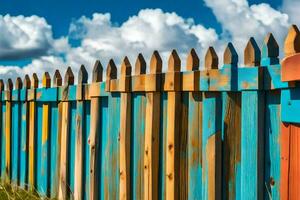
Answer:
[119, 57, 132, 200]
[202, 92, 222, 200]
[50, 102, 62, 198]
[50, 70, 62, 198]
[158, 92, 168, 199]
[59, 67, 74, 199]
[287, 124, 300, 199]
[86, 61, 102, 200]
[58, 101, 71, 199]
[144, 51, 161, 200]
[144, 92, 160, 200]
[74, 65, 88, 200]
[28, 74, 38, 189]
[104, 93, 120, 199]
[186, 92, 202, 200]
[280, 123, 290, 200]
[222, 92, 241, 200]
[119, 93, 131, 200]
[4, 79, 13, 182]
[165, 50, 181, 200]
[264, 90, 281, 199]
[241, 91, 265, 200]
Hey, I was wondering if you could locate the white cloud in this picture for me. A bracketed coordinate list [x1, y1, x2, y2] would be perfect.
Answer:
[204, 0, 289, 59]
[67, 9, 219, 74]
[282, 0, 300, 26]
[0, 15, 56, 60]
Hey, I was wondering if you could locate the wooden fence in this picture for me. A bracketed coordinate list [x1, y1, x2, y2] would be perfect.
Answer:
[1, 25, 300, 200]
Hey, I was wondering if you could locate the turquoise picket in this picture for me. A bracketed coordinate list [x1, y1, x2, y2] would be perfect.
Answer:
[83, 100, 91, 200]
[36, 102, 47, 195]
[202, 92, 222, 200]
[69, 102, 77, 194]
[158, 92, 167, 200]
[1, 103, 6, 179]
[241, 91, 265, 200]
[19, 100, 28, 188]
[100, 96, 108, 200]
[131, 93, 146, 200]
[186, 92, 202, 200]
[11, 101, 21, 185]
[264, 91, 281, 199]
[50, 102, 60, 197]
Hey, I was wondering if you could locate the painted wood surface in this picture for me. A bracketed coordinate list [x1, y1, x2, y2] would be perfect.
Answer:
[241, 91, 265, 200]
[222, 92, 241, 200]
[202, 92, 222, 200]
[186, 92, 202, 200]
[131, 93, 146, 200]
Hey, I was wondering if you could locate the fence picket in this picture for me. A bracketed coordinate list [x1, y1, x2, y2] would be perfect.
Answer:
[240, 38, 265, 200]
[165, 50, 181, 200]
[202, 47, 222, 200]
[28, 74, 38, 190]
[58, 67, 74, 199]
[144, 51, 161, 200]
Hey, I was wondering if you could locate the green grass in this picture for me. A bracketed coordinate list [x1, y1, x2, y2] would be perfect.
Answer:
[0, 183, 53, 200]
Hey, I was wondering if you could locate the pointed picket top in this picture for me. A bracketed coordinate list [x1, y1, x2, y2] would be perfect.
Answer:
[6, 78, 13, 91]
[168, 49, 181, 72]
[64, 67, 74, 86]
[150, 50, 162, 74]
[135, 53, 146, 75]
[106, 59, 117, 80]
[42, 72, 51, 88]
[31, 73, 39, 88]
[53, 70, 62, 87]
[224, 43, 238, 65]
[0, 80, 4, 91]
[284, 25, 300, 57]
[261, 33, 279, 58]
[205, 46, 218, 69]
[186, 48, 199, 71]
[23, 74, 31, 89]
[120, 56, 132, 77]
[244, 37, 261, 67]
[78, 65, 88, 84]
[92, 60, 103, 83]
[15, 77, 23, 89]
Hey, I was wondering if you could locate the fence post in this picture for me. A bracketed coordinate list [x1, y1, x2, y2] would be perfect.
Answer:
[89, 61, 103, 200]
[4, 79, 13, 183]
[50, 70, 62, 198]
[11, 77, 22, 186]
[144, 51, 162, 200]
[183, 49, 203, 199]
[119, 57, 132, 200]
[74, 65, 88, 200]
[59, 67, 74, 199]
[105, 59, 120, 199]
[19, 75, 30, 189]
[202, 47, 222, 200]
[28, 73, 38, 190]
[260, 33, 282, 199]
[165, 50, 181, 200]
[221, 43, 241, 200]
[36, 72, 51, 196]
[240, 37, 264, 200]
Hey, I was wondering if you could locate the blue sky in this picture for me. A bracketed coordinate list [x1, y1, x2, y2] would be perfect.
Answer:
[0, 0, 281, 38]
[0, 0, 298, 80]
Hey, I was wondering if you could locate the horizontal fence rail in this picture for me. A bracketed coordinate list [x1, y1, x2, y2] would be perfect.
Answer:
[1, 25, 300, 200]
